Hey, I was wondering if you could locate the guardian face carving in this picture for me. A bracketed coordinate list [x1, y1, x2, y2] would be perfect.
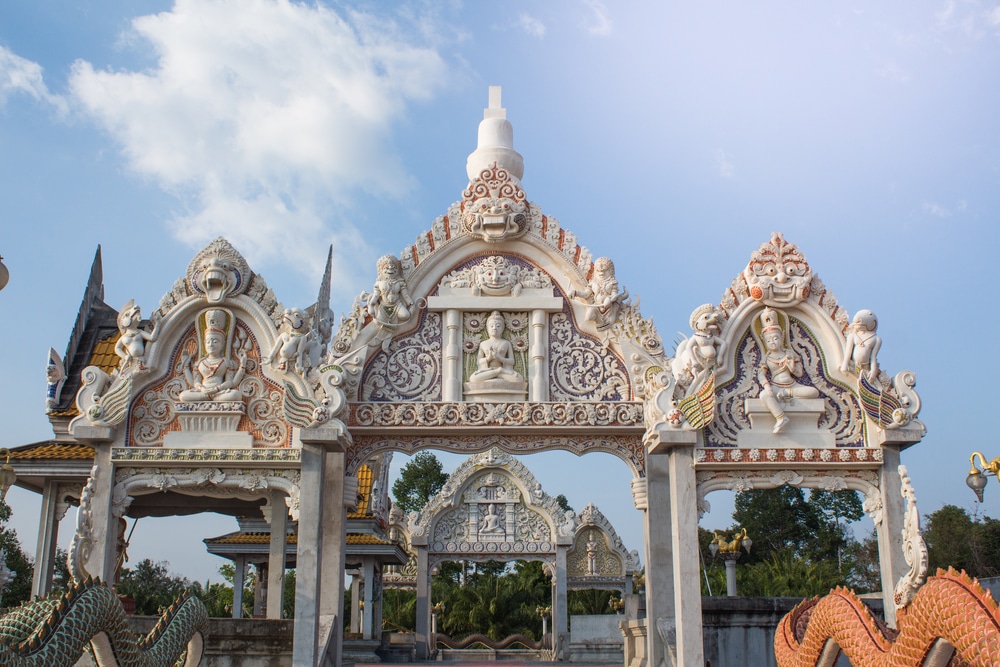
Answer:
[744, 232, 812, 306]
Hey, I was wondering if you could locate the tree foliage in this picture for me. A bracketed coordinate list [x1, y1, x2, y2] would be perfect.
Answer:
[702, 487, 872, 597]
[392, 452, 449, 515]
[116, 559, 192, 615]
[0, 499, 34, 608]
[925, 504, 1000, 578]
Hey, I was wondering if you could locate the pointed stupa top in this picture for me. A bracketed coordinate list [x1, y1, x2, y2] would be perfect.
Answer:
[466, 86, 524, 182]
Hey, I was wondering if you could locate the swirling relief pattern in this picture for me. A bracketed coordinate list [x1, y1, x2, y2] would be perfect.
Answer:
[128, 323, 290, 447]
[705, 318, 864, 447]
[549, 312, 629, 401]
[362, 312, 442, 401]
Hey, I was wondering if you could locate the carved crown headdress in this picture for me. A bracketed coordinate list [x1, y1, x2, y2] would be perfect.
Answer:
[759, 307, 782, 336]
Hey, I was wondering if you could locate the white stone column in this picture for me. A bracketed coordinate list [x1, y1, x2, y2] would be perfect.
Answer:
[233, 554, 247, 619]
[31, 480, 62, 597]
[292, 439, 326, 667]
[293, 424, 350, 667]
[362, 558, 376, 640]
[641, 453, 674, 667]
[553, 549, 569, 660]
[724, 558, 738, 597]
[415, 549, 432, 659]
[266, 489, 288, 619]
[529, 309, 548, 401]
[319, 447, 348, 667]
[668, 442, 704, 666]
[350, 574, 362, 633]
[254, 564, 267, 617]
[443, 309, 462, 401]
[876, 446, 906, 628]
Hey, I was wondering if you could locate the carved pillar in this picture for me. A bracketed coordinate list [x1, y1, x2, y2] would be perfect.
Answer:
[668, 442, 704, 666]
[641, 453, 674, 667]
[233, 554, 247, 619]
[293, 438, 326, 666]
[443, 309, 462, 401]
[415, 549, 431, 659]
[644, 427, 703, 667]
[876, 446, 906, 628]
[553, 549, 569, 660]
[73, 428, 118, 585]
[529, 309, 548, 401]
[31, 480, 63, 597]
[319, 447, 348, 667]
[362, 557, 376, 640]
[266, 489, 288, 619]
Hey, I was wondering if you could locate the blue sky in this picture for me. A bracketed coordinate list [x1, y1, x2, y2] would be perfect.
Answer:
[2, 0, 999, 584]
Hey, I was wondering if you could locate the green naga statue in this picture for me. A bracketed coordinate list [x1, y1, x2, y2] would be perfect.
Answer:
[0, 575, 208, 667]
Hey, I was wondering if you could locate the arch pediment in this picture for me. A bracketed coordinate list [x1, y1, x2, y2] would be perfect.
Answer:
[70, 238, 346, 449]
[408, 448, 575, 559]
[330, 166, 667, 408]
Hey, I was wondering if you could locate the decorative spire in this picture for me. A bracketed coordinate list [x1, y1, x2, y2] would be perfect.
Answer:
[466, 86, 524, 182]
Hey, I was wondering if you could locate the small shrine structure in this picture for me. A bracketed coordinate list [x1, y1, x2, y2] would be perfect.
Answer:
[9, 86, 925, 667]
[383, 447, 638, 654]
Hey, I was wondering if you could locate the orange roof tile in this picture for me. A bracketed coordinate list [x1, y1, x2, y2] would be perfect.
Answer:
[11, 443, 95, 460]
[90, 334, 122, 376]
[346, 534, 392, 546]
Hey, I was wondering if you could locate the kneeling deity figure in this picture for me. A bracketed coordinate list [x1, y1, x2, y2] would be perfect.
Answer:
[756, 307, 818, 434]
[469, 311, 522, 383]
[180, 308, 246, 402]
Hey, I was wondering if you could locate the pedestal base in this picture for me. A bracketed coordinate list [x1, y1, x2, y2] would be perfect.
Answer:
[737, 398, 835, 448]
[463, 379, 528, 402]
[163, 401, 253, 448]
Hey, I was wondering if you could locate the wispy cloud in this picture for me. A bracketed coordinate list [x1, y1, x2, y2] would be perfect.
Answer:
[717, 149, 735, 178]
[922, 201, 952, 217]
[581, 0, 612, 36]
[518, 13, 546, 38]
[989, 6, 1000, 26]
[0, 46, 68, 114]
[877, 61, 912, 82]
[67, 0, 449, 281]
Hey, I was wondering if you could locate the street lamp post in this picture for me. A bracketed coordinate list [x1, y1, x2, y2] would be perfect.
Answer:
[966, 452, 1000, 501]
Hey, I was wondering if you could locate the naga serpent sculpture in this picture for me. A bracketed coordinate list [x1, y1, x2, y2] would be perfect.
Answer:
[0, 576, 208, 667]
[774, 567, 1000, 667]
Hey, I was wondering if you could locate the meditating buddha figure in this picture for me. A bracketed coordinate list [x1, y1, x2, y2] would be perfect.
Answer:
[469, 311, 522, 383]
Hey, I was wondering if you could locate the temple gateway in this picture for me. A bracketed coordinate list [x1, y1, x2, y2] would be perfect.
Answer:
[13, 87, 924, 666]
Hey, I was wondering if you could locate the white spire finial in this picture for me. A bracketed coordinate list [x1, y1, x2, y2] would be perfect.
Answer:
[466, 86, 524, 182]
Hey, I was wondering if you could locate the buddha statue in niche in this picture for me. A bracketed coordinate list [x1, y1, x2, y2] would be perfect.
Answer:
[469, 311, 522, 383]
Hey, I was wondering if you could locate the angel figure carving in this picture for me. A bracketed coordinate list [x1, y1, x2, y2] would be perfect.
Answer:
[840, 309, 881, 383]
[115, 300, 158, 371]
[367, 254, 416, 352]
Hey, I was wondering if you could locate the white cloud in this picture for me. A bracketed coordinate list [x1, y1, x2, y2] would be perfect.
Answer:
[581, 0, 612, 36]
[922, 201, 952, 217]
[989, 6, 1000, 26]
[717, 149, 735, 178]
[877, 62, 912, 82]
[0, 46, 68, 114]
[518, 13, 546, 38]
[68, 0, 449, 281]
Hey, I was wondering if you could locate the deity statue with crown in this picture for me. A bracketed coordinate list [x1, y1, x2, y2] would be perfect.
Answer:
[179, 308, 246, 403]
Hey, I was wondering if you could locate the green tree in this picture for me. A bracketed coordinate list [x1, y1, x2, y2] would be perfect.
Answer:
[737, 549, 846, 597]
[807, 489, 864, 570]
[392, 452, 449, 515]
[116, 559, 191, 615]
[0, 499, 34, 608]
[733, 487, 819, 563]
[924, 504, 1000, 578]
